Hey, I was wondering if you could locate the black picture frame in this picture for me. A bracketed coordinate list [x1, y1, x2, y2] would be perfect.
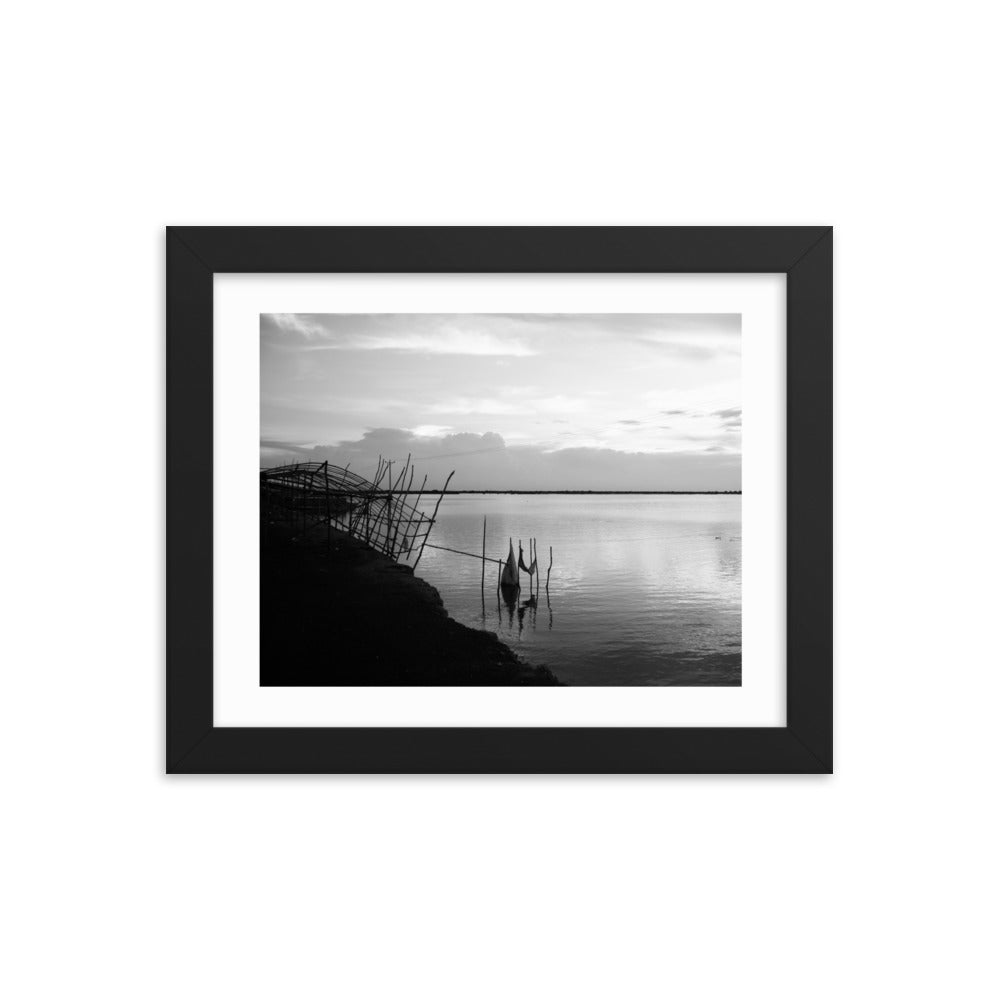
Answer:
[167, 226, 832, 774]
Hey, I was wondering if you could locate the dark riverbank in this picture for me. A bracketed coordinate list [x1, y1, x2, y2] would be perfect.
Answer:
[261, 524, 560, 686]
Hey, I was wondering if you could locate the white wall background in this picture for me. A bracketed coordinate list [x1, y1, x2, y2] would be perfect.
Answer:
[3, 2, 997, 998]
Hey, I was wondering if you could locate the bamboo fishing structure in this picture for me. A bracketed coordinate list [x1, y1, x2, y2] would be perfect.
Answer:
[260, 458, 453, 564]
[421, 528, 554, 602]
[261, 459, 555, 610]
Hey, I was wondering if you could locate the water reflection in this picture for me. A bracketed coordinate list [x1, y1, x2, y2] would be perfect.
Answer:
[517, 594, 537, 635]
[413, 494, 741, 686]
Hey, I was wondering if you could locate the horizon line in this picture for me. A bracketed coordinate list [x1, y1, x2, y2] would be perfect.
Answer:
[391, 489, 742, 495]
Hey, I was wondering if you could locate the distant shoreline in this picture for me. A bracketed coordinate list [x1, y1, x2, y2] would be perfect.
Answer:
[391, 490, 742, 495]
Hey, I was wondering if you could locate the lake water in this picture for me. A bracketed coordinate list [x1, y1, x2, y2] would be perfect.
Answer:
[411, 494, 741, 686]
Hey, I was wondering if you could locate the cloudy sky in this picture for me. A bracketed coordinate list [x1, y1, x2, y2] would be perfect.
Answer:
[261, 313, 741, 490]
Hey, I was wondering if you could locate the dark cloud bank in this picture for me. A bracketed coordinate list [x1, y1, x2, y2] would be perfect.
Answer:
[261, 428, 741, 492]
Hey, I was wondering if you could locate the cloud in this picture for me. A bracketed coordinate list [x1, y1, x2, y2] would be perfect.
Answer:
[633, 337, 720, 361]
[332, 330, 535, 356]
[261, 313, 743, 481]
[664, 406, 741, 429]
[261, 437, 310, 451]
[263, 312, 741, 360]
[306, 330, 534, 356]
[428, 394, 586, 416]
[263, 313, 536, 356]
[716, 407, 742, 431]
[410, 424, 453, 437]
[267, 314, 329, 338]
[499, 312, 740, 355]
[261, 427, 740, 491]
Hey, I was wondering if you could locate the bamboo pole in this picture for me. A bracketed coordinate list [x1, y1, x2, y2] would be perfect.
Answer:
[341, 462, 351, 532]
[322, 460, 330, 552]
[423, 542, 492, 560]
[546, 545, 553, 590]
[366, 457, 388, 547]
[388, 455, 411, 557]
[412, 470, 454, 570]
[401, 473, 428, 560]
[481, 515, 487, 599]
[364, 460, 380, 544]
[397, 477, 412, 555]
[383, 461, 392, 556]
[400, 467, 416, 555]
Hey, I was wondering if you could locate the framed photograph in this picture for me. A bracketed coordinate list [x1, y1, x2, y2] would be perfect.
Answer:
[167, 226, 831, 773]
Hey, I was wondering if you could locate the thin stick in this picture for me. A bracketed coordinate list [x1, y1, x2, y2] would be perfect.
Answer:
[423, 542, 493, 560]
[395, 466, 417, 556]
[372, 457, 391, 551]
[384, 461, 392, 555]
[322, 460, 330, 552]
[481, 515, 487, 599]
[546, 545, 553, 590]
[388, 455, 410, 556]
[412, 470, 454, 570]
[399, 473, 428, 559]
[364, 457, 383, 544]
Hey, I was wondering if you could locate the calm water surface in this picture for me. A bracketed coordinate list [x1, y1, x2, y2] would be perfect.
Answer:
[411, 494, 740, 685]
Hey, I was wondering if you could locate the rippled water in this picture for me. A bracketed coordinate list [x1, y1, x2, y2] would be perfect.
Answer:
[411, 494, 741, 686]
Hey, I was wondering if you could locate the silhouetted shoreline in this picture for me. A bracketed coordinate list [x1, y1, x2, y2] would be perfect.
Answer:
[260, 524, 560, 686]
[366, 490, 742, 495]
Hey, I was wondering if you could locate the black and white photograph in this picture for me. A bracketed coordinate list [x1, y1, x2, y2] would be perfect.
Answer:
[260, 312, 741, 687]
[9, 1, 999, 997]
